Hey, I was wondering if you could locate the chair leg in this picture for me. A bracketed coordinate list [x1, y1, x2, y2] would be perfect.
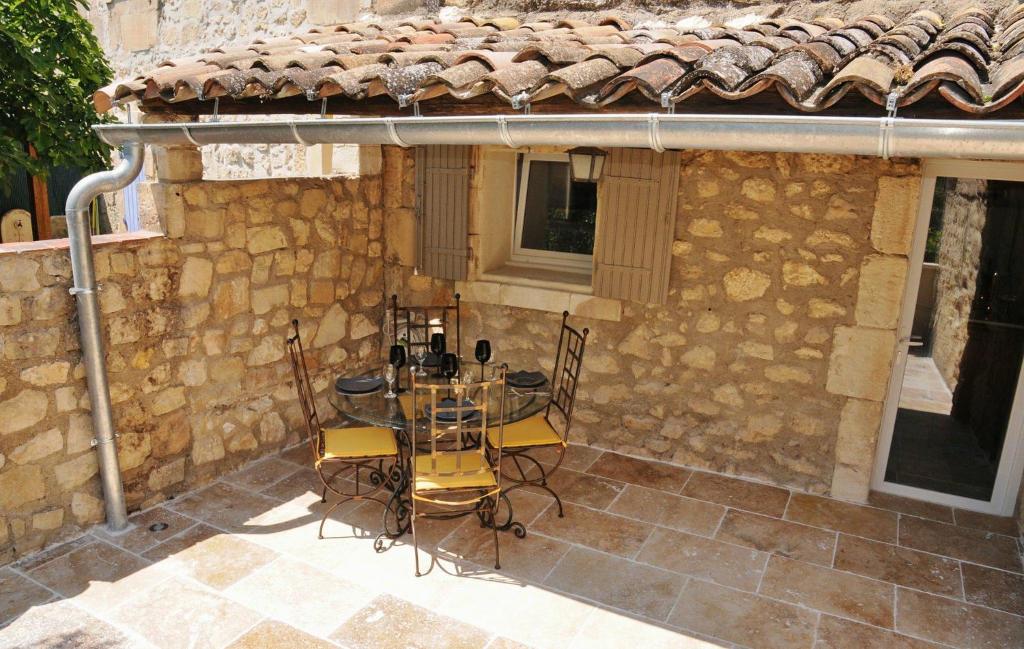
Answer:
[321, 486, 327, 503]
[490, 496, 501, 570]
[318, 497, 349, 539]
[412, 497, 421, 577]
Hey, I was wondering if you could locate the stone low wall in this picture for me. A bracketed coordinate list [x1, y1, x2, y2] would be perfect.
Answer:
[0, 172, 386, 565]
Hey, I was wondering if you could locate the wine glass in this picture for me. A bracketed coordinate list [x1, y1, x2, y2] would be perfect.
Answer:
[414, 347, 428, 376]
[383, 363, 397, 399]
[389, 344, 406, 392]
[475, 339, 491, 378]
[440, 352, 458, 395]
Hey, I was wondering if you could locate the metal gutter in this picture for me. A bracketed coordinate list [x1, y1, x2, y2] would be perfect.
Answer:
[94, 113, 1024, 161]
[65, 143, 144, 532]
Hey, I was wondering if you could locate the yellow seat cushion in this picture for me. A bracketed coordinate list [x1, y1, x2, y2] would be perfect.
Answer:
[486, 414, 562, 449]
[414, 452, 496, 492]
[322, 426, 397, 460]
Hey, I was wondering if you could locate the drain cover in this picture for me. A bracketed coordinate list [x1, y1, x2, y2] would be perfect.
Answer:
[148, 522, 169, 532]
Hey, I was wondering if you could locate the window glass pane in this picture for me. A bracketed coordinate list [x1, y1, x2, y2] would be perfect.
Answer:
[520, 160, 596, 256]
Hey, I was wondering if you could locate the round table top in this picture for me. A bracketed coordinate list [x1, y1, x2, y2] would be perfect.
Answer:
[329, 370, 550, 431]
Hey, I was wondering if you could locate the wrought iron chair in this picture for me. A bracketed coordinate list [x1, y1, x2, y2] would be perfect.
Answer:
[410, 367, 507, 575]
[486, 311, 588, 518]
[389, 293, 461, 388]
[286, 320, 401, 539]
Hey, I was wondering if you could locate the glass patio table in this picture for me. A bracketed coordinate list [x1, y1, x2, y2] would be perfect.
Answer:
[328, 372, 550, 432]
[328, 368, 550, 545]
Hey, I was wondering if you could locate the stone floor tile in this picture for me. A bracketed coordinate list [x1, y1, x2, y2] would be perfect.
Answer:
[570, 607, 723, 649]
[225, 620, 339, 648]
[544, 546, 685, 621]
[0, 568, 53, 625]
[11, 535, 93, 572]
[759, 555, 895, 628]
[586, 452, 691, 493]
[668, 580, 817, 649]
[868, 492, 953, 524]
[521, 465, 626, 510]
[636, 527, 767, 592]
[961, 562, 1024, 616]
[93, 506, 198, 555]
[226, 457, 299, 492]
[680, 472, 790, 518]
[896, 587, 1024, 649]
[814, 614, 943, 649]
[439, 518, 571, 583]
[529, 443, 603, 471]
[110, 577, 263, 649]
[899, 515, 1022, 572]
[953, 508, 1021, 537]
[715, 509, 836, 566]
[503, 489, 558, 527]
[142, 523, 279, 590]
[785, 493, 897, 543]
[530, 502, 654, 558]
[0, 599, 140, 649]
[278, 443, 313, 467]
[259, 467, 328, 508]
[608, 484, 725, 536]
[225, 556, 374, 637]
[26, 541, 168, 614]
[329, 593, 492, 649]
[167, 482, 283, 532]
[833, 534, 963, 598]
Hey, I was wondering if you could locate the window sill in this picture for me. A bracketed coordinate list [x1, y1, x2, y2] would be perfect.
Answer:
[457, 266, 621, 322]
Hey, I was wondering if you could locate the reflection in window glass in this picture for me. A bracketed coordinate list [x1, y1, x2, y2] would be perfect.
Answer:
[519, 160, 596, 256]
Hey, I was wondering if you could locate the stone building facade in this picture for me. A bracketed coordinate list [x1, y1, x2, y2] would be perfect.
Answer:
[0, 140, 927, 564]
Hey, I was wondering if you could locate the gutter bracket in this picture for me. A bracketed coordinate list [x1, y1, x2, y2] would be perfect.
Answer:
[660, 92, 675, 114]
[69, 286, 98, 296]
[879, 91, 900, 159]
[290, 121, 312, 146]
[211, 97, 220, 122]
[385, 117, 410, 147]
[497, 115, 517, 148]
[181, 126, 201, 147]
[320, 98, 328, 118]
[648, 114, 665, 153]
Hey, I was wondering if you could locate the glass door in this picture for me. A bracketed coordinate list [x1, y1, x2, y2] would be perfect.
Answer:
[873, 166, 1024, 515]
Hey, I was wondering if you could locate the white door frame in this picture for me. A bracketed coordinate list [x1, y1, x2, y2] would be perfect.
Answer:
[871, 159, 1024, 516]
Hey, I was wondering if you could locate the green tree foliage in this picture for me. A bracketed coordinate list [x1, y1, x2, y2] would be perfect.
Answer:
[0, 0, 112, 181]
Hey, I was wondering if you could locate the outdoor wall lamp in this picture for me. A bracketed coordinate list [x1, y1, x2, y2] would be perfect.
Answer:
[567, 146, 607, 183]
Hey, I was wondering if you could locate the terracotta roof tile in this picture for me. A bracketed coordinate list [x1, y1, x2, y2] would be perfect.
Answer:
[96, 7, 1024, 116]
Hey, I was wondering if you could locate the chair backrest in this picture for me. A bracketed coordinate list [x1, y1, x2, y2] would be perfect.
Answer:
[546, 311, 589, 442]
[390, 293, 462, 362]
[286, 319, 323, 460]
[411, 367, 507, 495]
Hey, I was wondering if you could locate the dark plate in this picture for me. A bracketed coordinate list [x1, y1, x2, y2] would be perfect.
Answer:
[424, 398, 478, 422]
[335, 376, 383, 395]
[507, 370, 547, 388]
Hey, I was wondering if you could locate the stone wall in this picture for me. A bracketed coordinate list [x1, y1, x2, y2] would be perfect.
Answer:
[0, 165, 386, 565]
[931, 178, 987, 391]
[387, 148, 921, 498]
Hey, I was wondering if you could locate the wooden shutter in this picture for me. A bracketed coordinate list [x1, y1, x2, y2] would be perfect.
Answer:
[416, 145, 470, 280]
[592, 148, 680, 304]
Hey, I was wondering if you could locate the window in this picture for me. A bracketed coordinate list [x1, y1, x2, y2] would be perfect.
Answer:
[510, 154, 597, 273]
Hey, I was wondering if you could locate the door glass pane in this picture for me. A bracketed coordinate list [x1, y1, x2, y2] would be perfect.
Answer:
[885, 178, 1024, 501]
[520, 160, 596, 255]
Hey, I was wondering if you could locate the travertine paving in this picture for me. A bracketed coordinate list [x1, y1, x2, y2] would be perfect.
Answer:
[1, 443, 1021, 649]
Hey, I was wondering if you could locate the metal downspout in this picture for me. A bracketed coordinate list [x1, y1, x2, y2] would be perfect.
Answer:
[64, 143, 145, 532]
